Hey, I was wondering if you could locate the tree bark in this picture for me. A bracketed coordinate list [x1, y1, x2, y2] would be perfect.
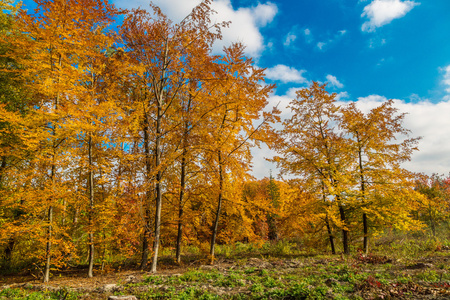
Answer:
[357, 140, 369, 254]
[363, 212, 368, 254]
[325, 215, 336, 255]
[338, 204, 349, 255]
[43, 205, 53, 282]
[0, 157, 14, 265]
[176, 149, 186, 264]
[44, 135, 57, 283]
[87, 134, 95, 278]
[150, 95, 163, 273]
[44, 52, 62, 283]
[140, 120, 152, 270]
[321, 182, 335, 254]
[210, 150, 223, 262]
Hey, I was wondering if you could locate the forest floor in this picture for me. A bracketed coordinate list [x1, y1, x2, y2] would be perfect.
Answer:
[1, 247, 450, 299]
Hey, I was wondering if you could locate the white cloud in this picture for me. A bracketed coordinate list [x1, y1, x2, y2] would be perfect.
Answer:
[252, 2, 278, 26]
[441, 65, 450, 93]
[317, 42, 326, 50]
[361, 0, 419, 32]
[326, 74, 344, 89]
[253, 91, 450, 178]
[113, 0, 278, 57]
[284, 32, 297, 46]
[316, 30, 347, 51]
[250, 87, 301, 179]
[335, 91, 349, 101]
[251, 143, 278, 179]
[354, 95, 450, 175]
[285, 87, 302, 99]
[265, 65, 307, 84]
[303, 28, 313, 44]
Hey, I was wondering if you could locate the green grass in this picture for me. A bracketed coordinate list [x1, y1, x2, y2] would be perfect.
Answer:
[0, 288, 81, 300]
[2, 231, 450, 300]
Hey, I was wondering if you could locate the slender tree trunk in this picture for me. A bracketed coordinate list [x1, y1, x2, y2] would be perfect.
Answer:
[0, 157, 14, 265]
[44, 205, 53, 283]
[175, 90, 194, 264]
[44, 52, 62, 283]
[140, 120, 152, 270]
[320, 183, 335, 254]
[338, 204, 349, 255]
[151, 103, 163, 273]
[363, 212, 368, 254]
[87, 134, 95, 278]
[357, 142, 369, 254]
[149, 39, 169, 273]
[4, 237, 15, 267]
[61, 199, 66, 227]
[0, 156, 6, 185]
[210, 150, 223, 263]
[325, 215, 336, 254]
[101, 232, 107, 271]
[44, 141, 57, 283]
[176, 150, 186, 264]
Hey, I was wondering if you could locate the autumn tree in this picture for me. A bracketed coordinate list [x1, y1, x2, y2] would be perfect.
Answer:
[3, 0, 122, 281]
[340, 100, 421, 253]
[203, 43, 276, 261]
[68, 0, 119, 277]
[272, 82, 353, 254]
[241, 176, 293, 243]
[10, 0, 84, 281]
[120, 0, 227, 272]
[0, 0, 35, 267]
[415, 174, 450, 238]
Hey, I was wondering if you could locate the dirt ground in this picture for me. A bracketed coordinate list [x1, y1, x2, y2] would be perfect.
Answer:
[1, 252, 450, 299]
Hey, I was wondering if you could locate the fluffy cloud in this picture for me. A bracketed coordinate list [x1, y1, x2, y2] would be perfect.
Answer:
[326, 74, 344, 89]
[361, 0, 419, 32]
[265, 65, 307, 84]
[284, 32, 297, 46]
[251, 89, 450, 178]
[442, 65, 450, 93]
[335, 91, 350, 101]
[354, 95, 450, 175]
[113, 0, 277, 57]
[251, 89, 297, 179]
[251, 2, 278, 26]
[317, 42, 326, 50]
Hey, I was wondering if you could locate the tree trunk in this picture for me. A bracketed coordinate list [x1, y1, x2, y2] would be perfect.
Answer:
[363, 212, 368, 254]
[44, 53, 61, 283]
[4, 236, 15, 268]
[1, 157, 14, 266]
[358, 142, 369, 254]
[267, 214, 278, 241]
[43, 205, 53, 283]
[44, 152, 57, 282]
[150, 101, 163, 273]
[339, 204, 349, 255]
[140, 120, 152, 270]
[321, 182, 335, 254]
[325, 215, 336, 255]
[176, 150, 186, 264]
[87, 134, 95, 278]
[210, 151, 223, 263]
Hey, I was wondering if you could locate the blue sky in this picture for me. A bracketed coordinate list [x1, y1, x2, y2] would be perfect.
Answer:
[19, 0, 450, 178]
